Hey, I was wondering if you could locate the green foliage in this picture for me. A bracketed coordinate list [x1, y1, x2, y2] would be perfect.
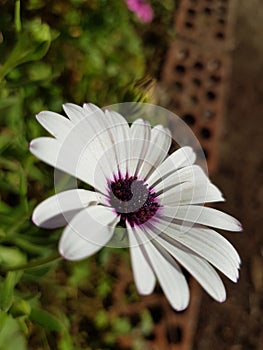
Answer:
[0, 311, 27, 350]
[0, 0, 174, 348]
[0, 18, 53, 80]
[0, 271, 22, 312]
[29, 307, 64, 331]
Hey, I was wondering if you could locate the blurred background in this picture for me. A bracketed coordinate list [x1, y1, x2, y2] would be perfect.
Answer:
[0, 0, 262, 349]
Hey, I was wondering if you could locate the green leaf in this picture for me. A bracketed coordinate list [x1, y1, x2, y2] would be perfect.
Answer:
[96, 278, 112, 298]
[95, 309, 109, 330]
[112, 317, 132, 334]
[0, 97, 19, 111]
[0, 312, 27, 350]
[10, 298, 31, 317]
[0, 246, 27, 269]
[0, 271, 22, 312]
[69, 260, 90, 287]
[23, 265, 53, 281]
[140, 309, 154, 335]
[29, 308, 63, 331]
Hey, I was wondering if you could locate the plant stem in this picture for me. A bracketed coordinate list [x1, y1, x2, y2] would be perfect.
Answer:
[4, 252, 61, 272]
[15, 0, 21, 33]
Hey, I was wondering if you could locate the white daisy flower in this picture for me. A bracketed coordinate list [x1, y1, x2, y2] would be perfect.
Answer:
[30, 103, 242, 311]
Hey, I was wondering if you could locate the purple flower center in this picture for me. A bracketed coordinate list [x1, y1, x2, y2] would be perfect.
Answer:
[109, 175, 159, 227]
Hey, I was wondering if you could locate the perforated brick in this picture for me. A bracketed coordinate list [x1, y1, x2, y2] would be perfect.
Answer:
[161, 40, 231, 173]
[160, 0, 237, 175]
[106, 255, 202, 350]
[175, 0, 237, 49]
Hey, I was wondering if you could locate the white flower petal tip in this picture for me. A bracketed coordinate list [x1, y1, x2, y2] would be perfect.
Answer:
[29, 137, 58, 166]
[216, 292, 226, 303]
[236, 221, 243, 232]
[29, 138, 39, 151]
[83, 103, 101, 113]
[35, 111, 72, 139]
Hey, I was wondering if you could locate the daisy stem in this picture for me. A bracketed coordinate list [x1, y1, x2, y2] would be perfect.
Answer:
[3, 252, 61, 272]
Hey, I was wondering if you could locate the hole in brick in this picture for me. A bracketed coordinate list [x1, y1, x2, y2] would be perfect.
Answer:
[190, 95, 199, 104]
[79, 316, 97, 337]
[174, 81, 184, 92]
[166, 325, 183, 344]
[185, 21, 194, 29]
[210, 74, 221, 83]
[204, 7, 212, 15]
[200, 127, 211, 139]
[182, 113, 196, 125]
[175, 64, 186, 74]
[192, 77, 202, 86]
[148, 304, 163, 323]
[216, 32, 225, 40]
[102, 294, 113, 309]
[218, 18, 226, 25]
[206, 91, 217, 101]
[208, 59, 221, 71]
[187, 8, 196, 16]
[144, 331, 156, 341]
[204, 109, 215, 119]
[193, 61, 204, 70]
[129, 313, 140, 327]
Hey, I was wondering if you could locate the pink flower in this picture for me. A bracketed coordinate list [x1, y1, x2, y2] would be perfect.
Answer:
[126, 0, 154, 23]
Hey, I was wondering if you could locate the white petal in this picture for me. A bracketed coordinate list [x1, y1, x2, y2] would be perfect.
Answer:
[36, 111, 72, 139]
[128, 119, 151, 176]
[32, 189, 102, 228]
[152, 218, 240, 282]
[135, 225, 190, 311]
[30, 137, 59, 168]
[127, 224, 156, 295]
[159, 177, 224, 205]
[59, 205, 119, 260]
[83, 103, 105, 117]
[154, 164, 207, 195]
[104, 110, 130, 176]
[63, 103, 86, 124]
[149, 154, 224, 206]
[103, 108, 128, 124]
[63, 103, 119, 179]
[101, 109, 131, 177]
[145, 225, 226, 302]
[138, 125, 172, 180]
[147, 146, 196, 187]
[29, 137, 107, 193]
[162, 205, 242, 232]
